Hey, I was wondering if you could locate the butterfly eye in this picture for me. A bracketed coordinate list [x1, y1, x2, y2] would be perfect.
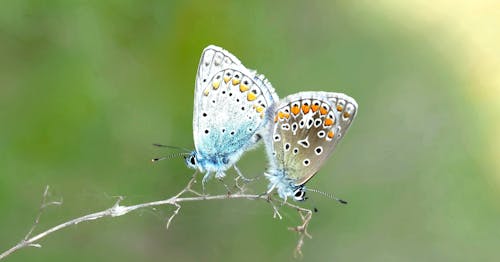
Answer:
[293, 188, 306, 201]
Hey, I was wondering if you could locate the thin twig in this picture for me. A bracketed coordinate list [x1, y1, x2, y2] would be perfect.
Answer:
[0, 176, 314, 260]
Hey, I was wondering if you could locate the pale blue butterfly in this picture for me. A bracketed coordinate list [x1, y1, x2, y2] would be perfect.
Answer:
[185, 45, 278, 185]
[264, 91, 358, 201]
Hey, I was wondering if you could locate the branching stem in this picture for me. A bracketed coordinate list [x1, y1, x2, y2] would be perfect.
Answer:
[0, 175, 313, 260]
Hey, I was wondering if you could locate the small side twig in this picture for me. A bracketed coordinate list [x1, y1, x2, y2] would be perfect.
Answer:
[286, 203, 314, 258]
[24, 185, 63, 243]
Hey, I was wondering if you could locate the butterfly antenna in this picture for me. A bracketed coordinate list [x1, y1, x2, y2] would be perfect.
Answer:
[152, 143, 191, 152]
[152, 152, 190, 163]
[307, 188, 348, 205]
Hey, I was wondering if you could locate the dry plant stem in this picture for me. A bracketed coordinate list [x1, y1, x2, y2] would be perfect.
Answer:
[288, 207, 313, 258]
[0, 175, 313, 260]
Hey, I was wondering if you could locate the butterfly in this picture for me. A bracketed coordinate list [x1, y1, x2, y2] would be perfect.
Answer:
[264, 91, 358, 201]
[185, 45, 279, 185]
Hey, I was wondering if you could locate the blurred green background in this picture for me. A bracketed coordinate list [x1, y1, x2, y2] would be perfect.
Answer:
[1, 0, 499, 261]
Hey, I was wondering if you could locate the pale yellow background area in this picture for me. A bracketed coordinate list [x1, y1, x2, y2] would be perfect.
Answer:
[366, 0, 500, 183]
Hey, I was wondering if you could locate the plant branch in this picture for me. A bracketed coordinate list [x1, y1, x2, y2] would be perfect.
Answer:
[0, 175, 313, 260]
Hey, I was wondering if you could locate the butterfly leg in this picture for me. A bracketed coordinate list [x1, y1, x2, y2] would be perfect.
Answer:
[215, 171, 233, 194]
[233, 165, 254, 182]
[201, 172, 212, 195]
[256, 182, 276, 200]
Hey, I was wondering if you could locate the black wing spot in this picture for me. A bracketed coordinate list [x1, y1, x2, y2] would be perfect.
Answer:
[315, 146, 323, 155]
[204, 129, 209, 134]
[299, 140, 309, 147]
[314, 119, 322, 127]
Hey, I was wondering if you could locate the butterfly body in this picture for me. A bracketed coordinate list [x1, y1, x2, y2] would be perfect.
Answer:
[264, 92, 358, 201]
[187, 45, 278, 183]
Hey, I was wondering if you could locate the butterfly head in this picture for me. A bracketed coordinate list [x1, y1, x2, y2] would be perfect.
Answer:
[265, 170, 307, 201]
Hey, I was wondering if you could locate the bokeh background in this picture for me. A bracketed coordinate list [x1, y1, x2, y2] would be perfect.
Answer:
[1, 1, 499, 261]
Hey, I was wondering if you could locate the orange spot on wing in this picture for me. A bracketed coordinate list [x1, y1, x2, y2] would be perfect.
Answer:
[239, 83, 249, 92]
[247, 92, 257, 101]
[327, 130, 335, 139]
[319, 106, 328, 115]
[337, 105, 343, 112]
[212, 81, 220, 89]
[232, 78, 241, 85]
[291, 105, 300, 115]
[274, 115, 278, 123]
[311, 104, 319, 112]
[324, 118, 333, 126]
[278, 111, 290, 119]
[301, 104, 310, 114]
[256, 106, 264, 113]
[343, 111, 351, 118]
[224, 76, 230, 83]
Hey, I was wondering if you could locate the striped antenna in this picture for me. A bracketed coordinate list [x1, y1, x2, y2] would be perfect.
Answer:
[152, 143, 191, 152]
[152, 152, 190, 163]
[306, 188, 348, 205]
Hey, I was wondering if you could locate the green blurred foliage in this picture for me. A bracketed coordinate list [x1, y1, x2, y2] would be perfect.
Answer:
[1, 1, 499, 261]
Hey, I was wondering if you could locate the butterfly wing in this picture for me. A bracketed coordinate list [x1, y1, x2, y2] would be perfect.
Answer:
[270, 91, 357, 186]
[193, 46, 278, 163]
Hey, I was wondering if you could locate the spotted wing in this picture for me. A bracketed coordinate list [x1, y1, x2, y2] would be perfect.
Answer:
[270, 91, 357, 186]
[193, 45, 278, 159]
